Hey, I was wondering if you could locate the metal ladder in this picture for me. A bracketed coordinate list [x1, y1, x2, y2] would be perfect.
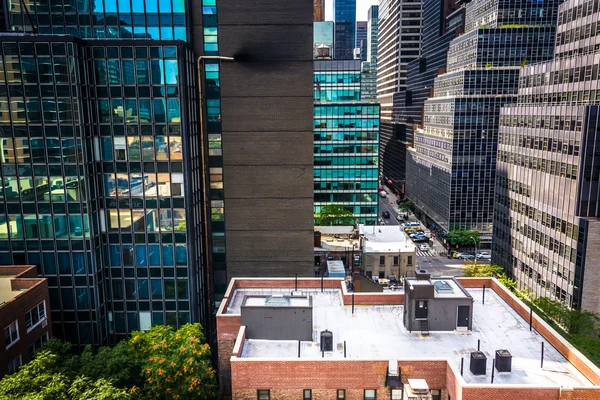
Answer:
[420, 319, 429, 336]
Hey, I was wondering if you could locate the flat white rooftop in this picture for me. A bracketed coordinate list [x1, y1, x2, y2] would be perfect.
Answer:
[230, 287, 592, 387]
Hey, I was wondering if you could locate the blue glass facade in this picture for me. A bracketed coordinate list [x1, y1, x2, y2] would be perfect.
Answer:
[7, 0, 188, 40]
[314, 60, 380, 224]
[333, 0, 356, 59]
[0, 0, 206, 348]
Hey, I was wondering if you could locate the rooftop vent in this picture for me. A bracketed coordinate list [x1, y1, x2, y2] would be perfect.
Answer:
[470, 351, 487, 375]
[434, 280, 454, 294]
[495, 349, 512, 372]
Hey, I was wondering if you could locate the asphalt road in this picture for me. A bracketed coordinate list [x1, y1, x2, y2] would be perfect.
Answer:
[378, 187, 484, 277]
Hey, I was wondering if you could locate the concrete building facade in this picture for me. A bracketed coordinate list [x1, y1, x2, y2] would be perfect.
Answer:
[405, 0, 559, 243]
[492, 0, 600, 312]
[378, 0, 424, 196]
[198, 0, 315, 310]
[361, 225, 416, 279]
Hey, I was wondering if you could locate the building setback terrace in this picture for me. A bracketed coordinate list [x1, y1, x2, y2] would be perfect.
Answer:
[216, 277, 600, 399]
[228, 287, 589, 387]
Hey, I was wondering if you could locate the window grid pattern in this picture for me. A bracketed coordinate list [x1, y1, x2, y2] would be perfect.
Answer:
[0, 37, 201, 348]
[8, 0, 187, 41]
[493, 0, 600, 310]
[406, 0, 559, 240]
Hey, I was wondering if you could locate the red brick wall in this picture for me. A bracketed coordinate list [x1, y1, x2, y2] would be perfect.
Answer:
[231, 359, 447, 399]
[560, 387, 600, 400]
[0, 265, 37, 279]
[461, 386, 559, 400]
[0, 278, 51, 377]
[457, 278, 600, 386]
[342, 293, 404, 305]
[445, 362, 462, 400]
[217, 315, 242, 394]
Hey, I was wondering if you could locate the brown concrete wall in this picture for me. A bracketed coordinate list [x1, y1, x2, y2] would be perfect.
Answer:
[217, 0, 314, 280]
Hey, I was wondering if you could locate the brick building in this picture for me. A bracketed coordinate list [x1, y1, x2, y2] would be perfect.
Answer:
[0, 265, 51, 377]
[216, 276, 600, 399]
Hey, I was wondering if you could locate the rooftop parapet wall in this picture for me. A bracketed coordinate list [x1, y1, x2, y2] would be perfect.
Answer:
[456, 277, 600, 386]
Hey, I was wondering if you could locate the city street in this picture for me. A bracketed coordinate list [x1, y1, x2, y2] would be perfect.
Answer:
[379, 186, 474, 277]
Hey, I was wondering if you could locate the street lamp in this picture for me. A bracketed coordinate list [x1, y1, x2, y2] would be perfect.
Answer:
[196, 55, 235, 328]
[470, 236, 478, 264]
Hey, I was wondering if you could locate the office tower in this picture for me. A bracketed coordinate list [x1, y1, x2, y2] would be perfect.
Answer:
[392, 0, 462, 156]
[378, 0, 423, 196]
[194, 0, 314, 317]
[0, 2, 201, 349]
[493, 0, 600, 312]
[333, 0, 357, 59]
[314, 60, 380, 224]
[405, 0, 559, 247]
[314, 21, 335, 58]
[367, 5, 379, 65]
[360, 62, 378, 102]
[356, 21, 368, 61]
[314, 0, 325, 22]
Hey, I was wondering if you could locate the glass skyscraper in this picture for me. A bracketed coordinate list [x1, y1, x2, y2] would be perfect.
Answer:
[0, 0, 205, 348]
[333, 0, 356, 60]
[314, 60, 380, 224]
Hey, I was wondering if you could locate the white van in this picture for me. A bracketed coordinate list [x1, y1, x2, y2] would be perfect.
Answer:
[380, 190, 387, 198]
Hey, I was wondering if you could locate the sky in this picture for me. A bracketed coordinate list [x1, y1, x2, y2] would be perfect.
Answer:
[325, 0, 379, 22]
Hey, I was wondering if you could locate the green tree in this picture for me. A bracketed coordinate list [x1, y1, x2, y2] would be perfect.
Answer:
[520, 58, 529, 67]
[445, 230, 481, 247]
[315, 204, 355, 226]
[397, 200, 414, 214]
[462, 263, 503, 277]
[128, 323, 217, 400]
[0, 351, 130, 400]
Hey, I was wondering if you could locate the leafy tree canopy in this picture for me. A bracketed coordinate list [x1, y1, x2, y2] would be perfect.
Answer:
[0, 323, 217, 400]
[397, 200, 414, 213]
[315, 204, 355, 226]
[445, 230, 481, 247]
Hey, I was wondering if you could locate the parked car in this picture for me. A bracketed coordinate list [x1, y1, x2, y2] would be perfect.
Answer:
[458, 253, 475, 260]
[382, 210, 391, 219]
[419, 244, 429, 251]
[380, 190, 387, 198]
[396, 214, 405, 222]
[477, 252, 491, 260]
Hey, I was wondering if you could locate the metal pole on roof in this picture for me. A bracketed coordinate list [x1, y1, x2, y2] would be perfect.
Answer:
[460, 357, 464, 376]
[295, 273, 298, 291]
[352, 294, 355, 314]
[477, 339, 480, 352]
[321, 273, 324, 292]
[298, 341, 301, 358]
[530, 308, 533, 331]
[541, 342, 544, 368]
[491, 359, 495, 383]
[482, 284, 486, 305]
[344, 341, 346, 358]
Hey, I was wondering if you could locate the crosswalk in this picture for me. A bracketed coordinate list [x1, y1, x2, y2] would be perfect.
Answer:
[416, 250, 437, 257]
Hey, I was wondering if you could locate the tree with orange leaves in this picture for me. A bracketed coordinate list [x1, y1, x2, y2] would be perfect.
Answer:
[128, 323, 217, 399]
